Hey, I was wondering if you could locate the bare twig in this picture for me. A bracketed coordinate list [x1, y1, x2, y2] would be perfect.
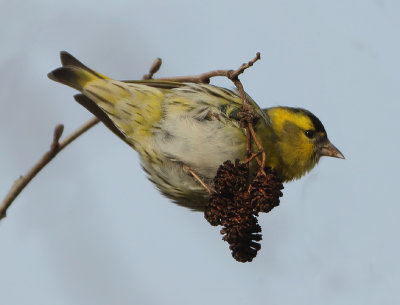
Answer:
[229, 52, 261, 79]
[154, 52, 261, 87]
[152, 53, 261, 120]
[0, 118, 100, 220]
[247, 122, 267, 169]
[0, 57, 166, 221]
[184, 165, 213, 195]
[243, 151, 262, 164]
[57, 118, 100, 150]
[142, 58, 162, 80]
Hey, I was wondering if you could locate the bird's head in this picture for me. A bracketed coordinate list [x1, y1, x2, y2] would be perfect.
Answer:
[265, 107, 344, 181]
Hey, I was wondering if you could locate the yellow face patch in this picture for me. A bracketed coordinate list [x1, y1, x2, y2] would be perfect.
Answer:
[267, 107, 314, 136]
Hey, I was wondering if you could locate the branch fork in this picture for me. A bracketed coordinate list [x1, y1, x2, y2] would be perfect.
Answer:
[0, 118, 99, 220]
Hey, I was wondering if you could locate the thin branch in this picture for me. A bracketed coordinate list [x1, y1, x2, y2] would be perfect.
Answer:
[57, 118, 100, 151]
[184, 165, 213, 195]
[229, 52, 261, 79]
[248, 122, 266, 167]
[142, 58, 162, 80]
[0, 117, 99, 220]
[0, 57, 165, 221]
[243, 151, 262, 164]
[154, 52, 261, 86]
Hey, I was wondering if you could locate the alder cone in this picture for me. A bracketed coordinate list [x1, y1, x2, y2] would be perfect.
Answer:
[250, 168, 284, 214]
[204, 160, 285, 263]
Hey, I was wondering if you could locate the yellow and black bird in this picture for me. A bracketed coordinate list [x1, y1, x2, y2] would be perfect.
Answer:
[48, 52, 344, 210]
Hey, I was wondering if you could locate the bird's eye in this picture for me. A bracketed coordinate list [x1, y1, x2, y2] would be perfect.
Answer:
[304, 130, 315, 138]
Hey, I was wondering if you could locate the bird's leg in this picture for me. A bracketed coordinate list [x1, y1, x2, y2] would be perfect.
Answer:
[183, 165, 214, 195]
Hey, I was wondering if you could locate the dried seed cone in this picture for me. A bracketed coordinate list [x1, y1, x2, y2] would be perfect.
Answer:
[204, 160, 248, 226]
[213, 160, 249, 196]
[204, 161, 285, 262]
[220, 192, 263, 263]
[250, 168, 284, 214]
[204, 160, 263, 262]
[204, 195, 230, 226]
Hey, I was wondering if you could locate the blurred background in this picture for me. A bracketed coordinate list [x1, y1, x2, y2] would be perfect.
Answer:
[1, 0, 399, 304]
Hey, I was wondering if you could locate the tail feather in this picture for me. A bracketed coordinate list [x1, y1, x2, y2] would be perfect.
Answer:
[74, 94, 128, 143]
[60, 51, 89, 68]
[47, 51, 108, 91]
[48, 51, 163, 149]
[48, 66, 94, 91]
[60, 51, 107, 79]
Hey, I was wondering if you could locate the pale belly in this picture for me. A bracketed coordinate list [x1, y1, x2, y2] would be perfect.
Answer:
[139, 113, 247, 210]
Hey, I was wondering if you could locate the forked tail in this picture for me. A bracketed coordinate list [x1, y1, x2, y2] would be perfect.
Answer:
[47, 51, 109, 91]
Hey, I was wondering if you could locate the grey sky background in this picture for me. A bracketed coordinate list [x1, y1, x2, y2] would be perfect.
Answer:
[1, 0, 399, 304]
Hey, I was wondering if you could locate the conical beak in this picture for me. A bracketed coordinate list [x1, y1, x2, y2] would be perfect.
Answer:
[319, 139, 345, 159]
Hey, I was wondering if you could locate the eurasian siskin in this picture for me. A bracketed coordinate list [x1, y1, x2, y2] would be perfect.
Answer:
[48, 52, 344, 210]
